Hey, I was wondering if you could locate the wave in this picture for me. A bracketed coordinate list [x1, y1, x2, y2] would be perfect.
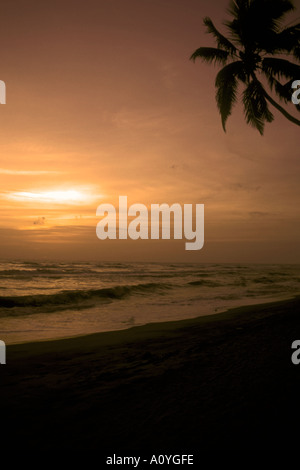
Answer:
[0, 282, 170, 316]
[0, 268, 102, 278]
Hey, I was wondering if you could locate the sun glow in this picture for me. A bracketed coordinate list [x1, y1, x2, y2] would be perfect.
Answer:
[7, 190, 92, 204]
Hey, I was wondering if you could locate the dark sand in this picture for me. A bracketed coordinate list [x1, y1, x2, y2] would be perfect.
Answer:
[1, 297, 300, 450]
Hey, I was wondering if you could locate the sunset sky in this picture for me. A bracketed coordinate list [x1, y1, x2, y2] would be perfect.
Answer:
[0, 0, 299, 262]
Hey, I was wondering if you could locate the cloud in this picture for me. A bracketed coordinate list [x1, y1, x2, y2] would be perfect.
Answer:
[0, 168, 62, 175]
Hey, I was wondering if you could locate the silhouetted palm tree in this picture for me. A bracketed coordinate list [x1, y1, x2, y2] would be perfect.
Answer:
[191, 0, 300, 134]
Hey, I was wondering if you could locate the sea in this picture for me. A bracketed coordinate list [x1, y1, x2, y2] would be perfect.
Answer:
[0, 261, 299, 344]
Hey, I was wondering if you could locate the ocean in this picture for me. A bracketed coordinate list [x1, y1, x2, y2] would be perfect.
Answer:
[0, 261, 299, 344]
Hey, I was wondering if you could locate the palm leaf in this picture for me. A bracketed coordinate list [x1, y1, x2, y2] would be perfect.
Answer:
[203, 17, 237, 55]
[190, 47, 229, 65]
[224, 1, 249, 43]
[226, 0, 296, 48]
[215, 61, 245, 130]
[294, 46, 300, 61]
[245, 0, 295, 28]
[262, 57, 300, 81]
[227, 0, 248, 21]
[243, 79, 274, 135]
[273, 23, 300, 53]
[266, 75, 294, 103]
[252, 0, 295, 24]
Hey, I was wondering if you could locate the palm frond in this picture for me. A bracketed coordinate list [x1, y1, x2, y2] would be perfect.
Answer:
[226, 0, 296, 48]
[248, 0, 295, 30]
[294, 46, 300, 60]
[243, 79, 274, 135]
[265, 75, 294, 103]
[273, 23, 300, 53]
[227, 0, 248, 21]
[215, 61, 245, 131]
[262, 57, 300, 81]
[190, 47, 229, 65]
[203, 17, 237, 55]
[253, 0, 295, 24]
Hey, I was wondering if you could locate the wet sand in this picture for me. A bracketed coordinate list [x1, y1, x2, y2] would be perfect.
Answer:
[1, 297, 300, 450]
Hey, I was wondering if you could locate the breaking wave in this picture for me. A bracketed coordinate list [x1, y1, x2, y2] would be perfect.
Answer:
[0, 282, 170, 316]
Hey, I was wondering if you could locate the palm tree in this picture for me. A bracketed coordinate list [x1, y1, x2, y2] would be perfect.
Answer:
[190, 0, 300, 134]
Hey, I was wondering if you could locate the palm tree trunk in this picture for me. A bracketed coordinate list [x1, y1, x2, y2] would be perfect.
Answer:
[263, 89, 300, 126]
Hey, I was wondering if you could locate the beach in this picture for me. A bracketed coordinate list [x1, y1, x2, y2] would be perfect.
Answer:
[1, 261, 299, 345]
[1, 296, 300, 450]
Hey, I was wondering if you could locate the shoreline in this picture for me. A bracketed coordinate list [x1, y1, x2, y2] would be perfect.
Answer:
[2, 295, 300, 449]
[5, 293, 296, 348]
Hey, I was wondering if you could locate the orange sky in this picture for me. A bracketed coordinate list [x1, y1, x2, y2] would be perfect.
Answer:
[0, 0, 299, 262]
